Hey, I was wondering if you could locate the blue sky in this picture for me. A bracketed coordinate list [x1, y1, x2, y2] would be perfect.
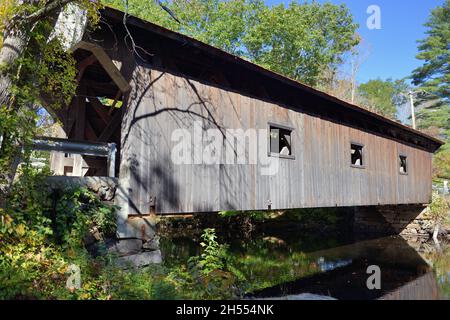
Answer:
[265, 0, 444, 84]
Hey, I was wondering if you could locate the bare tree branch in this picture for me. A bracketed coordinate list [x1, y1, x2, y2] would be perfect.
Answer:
[155, 0, 180, 24]
[22, 0, 76, 24]
[121, 0, 181, 61]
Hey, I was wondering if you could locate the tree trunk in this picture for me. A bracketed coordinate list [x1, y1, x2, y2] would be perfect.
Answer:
[0, 25, 32, 207]
[0, 26, 30, 105]
[432, 222, 440, 244]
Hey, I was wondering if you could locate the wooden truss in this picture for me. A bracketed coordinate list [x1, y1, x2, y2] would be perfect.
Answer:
[48, 41, 130, 177]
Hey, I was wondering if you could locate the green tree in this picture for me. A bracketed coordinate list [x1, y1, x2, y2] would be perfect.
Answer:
[243, 1, 358, 86]
[412, 0, 449, 101]
[104, 0, 359, 86]
[0, 1, 95, 206]
[411, 0, 450, 179]
[0, 1, 177, 205]
[357, 78, 406, 118]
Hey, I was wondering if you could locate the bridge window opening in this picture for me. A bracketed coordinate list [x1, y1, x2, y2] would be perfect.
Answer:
[399, 155, 408, 174]
[351, 143, 364, 167]
[269, 124, 293, 158]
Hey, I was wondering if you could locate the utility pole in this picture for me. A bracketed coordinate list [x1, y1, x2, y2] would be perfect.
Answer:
[408, 90, 416, 129]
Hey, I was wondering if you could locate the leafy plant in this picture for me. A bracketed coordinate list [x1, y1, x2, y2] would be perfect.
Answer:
[412, 0, 449, 102]
[0, 166, 120, 299]
[194, 228, 227, 275]
[428, 192, 450, 225]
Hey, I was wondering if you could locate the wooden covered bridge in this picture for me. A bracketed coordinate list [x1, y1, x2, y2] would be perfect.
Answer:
[41, 7, 443, 239]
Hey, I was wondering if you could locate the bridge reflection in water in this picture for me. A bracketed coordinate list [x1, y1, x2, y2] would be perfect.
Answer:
[249, 237, 440, 300]
[162, 234, 447, 300]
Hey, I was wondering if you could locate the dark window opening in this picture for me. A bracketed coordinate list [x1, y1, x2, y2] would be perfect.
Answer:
[351, 143, 364, 167]
[269, 124, 293, 158]
[399, 155, 408, 174]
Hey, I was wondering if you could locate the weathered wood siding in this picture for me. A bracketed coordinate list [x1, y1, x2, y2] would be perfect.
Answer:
[120, 68, 433, 215]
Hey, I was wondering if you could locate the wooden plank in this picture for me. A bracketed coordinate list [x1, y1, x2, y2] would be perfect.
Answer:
[109, 90, 123, 113]
[74, 86, 86, 140]
[85, 119, 98, 141]
[72, 155, 83, 176]
[76, 54, 97, 82]
[72, 41, 131, 93]
[119, 69, 435, 215]
[88, 96, 113, 124]
[97, 109, 122, 142]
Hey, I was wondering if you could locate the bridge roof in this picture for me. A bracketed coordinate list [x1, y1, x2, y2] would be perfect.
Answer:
[99, 6, 444, 153]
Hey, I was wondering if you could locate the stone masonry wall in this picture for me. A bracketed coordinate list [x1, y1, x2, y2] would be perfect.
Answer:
[46, 176, 161, 266]
[45, 176, 118, 203]
[354, 205, 434, 238]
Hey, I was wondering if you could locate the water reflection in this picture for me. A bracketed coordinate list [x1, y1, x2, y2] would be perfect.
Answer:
[160, 231, 449, 300]
[250, 236, 439, 300]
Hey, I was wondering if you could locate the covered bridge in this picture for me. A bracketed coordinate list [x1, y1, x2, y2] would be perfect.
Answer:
[43, 7, 443, 239]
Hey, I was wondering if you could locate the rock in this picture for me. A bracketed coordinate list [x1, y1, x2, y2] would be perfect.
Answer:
[83, 226, 103, 246]
[45, 176, 117, 201]
[407, 224, 420, 230]
[116, 250, 162, 268]
[126, 216, 157, 241]
[91, 226, 103, 241]
[98, 185, 115, 201]
[108, 239, 143, 256]
[142, 235, 160, 251]
[83, 232, 98, 247]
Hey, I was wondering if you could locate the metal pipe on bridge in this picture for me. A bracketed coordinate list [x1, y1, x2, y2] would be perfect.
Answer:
[31, 137, 116, 177]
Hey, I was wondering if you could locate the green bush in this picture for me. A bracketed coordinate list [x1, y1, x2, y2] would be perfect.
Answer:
[0, 167, 243, 300]
[429, 192, 450, 225]
[166, 228, 243, 299]
[0, 166, 121, 299]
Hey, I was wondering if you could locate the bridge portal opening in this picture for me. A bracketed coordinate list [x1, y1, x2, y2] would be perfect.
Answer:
[46, 42, 129, 178]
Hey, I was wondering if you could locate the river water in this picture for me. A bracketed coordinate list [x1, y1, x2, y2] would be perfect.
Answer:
[161, 230, 450, 300]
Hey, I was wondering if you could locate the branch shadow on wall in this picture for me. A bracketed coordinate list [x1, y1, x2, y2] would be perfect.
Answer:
[121, 66, 251, 214]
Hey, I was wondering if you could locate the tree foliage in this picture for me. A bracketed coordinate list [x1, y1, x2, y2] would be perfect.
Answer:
[104, 0, 359, 86]
[412, 0, 450, 101]
[357, 78, 407, 118]
[0, 1, 101, 201]
[410, 0, 450, 179]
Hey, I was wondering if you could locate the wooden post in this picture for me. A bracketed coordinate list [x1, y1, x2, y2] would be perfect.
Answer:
[107, 143, 116, 178]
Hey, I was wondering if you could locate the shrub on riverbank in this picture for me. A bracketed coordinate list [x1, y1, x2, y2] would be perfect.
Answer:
[0, 167, 243, 299]
[0, 167, 165, 299]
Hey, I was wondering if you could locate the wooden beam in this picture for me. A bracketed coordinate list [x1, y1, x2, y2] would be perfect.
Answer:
[85, 119, 98, 141]
[88, 96, 112, 125]
[109, 90, 122, 115]
[72, 155, 83, 176]
[76, 54, 97, 82]
[84, 158, 107, 169]
[62, 96, 79, 136]
[72, 41, 131, 93]
[74, 86, 86, 140]
[77, 54, 96, 69]
[97, 109, 122, 142]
